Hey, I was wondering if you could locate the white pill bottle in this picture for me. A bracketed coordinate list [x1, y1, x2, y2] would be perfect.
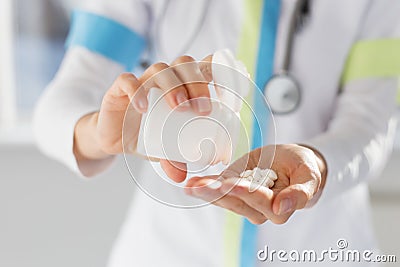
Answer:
[136, 49, 250, 167]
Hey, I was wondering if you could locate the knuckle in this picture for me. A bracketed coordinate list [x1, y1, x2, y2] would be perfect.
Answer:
[202, 54, 213, 63]
[297, 162, 311, 173]
[173, 55, 195, 64]
[117, 72, 135, 82]
[192, 86, 211, 96]
[298, 184, 314, 201]
[149, 62, 169, 73]
[115, 73, 139, 92]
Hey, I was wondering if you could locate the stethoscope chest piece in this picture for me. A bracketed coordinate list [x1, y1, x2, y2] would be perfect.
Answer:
[264, 73, 301, 114]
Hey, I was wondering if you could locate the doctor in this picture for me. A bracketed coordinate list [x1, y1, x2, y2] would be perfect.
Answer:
[34, 0, 400, 266]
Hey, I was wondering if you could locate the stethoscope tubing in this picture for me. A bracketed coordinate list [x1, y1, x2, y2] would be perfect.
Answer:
[150, 0, 309, 115]
[264, 0, 310, 114]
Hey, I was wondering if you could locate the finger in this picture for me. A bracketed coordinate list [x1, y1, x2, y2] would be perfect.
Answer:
[104, 73, 144, 112]
[220, 178, 297, 224]
[271, 162, 321, 215]
[160, 159, 187, 183]
[270, 209, 295, 225]
[187, 177, 267, 225]
[172, 56, 211, 115]
[222, 150, 257, 177]
[220, 178, 276, 219]
[198, 55, 213, 82]
[140, 62, 191, 110]
[184, 175, 220, 195]
[272, 181, 317, 216]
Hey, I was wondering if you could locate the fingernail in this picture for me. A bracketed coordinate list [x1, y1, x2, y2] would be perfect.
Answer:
[195, 97, 211, 114]
[136, 98, 148, 111]
[207, 180, 222, 190]
[278, 198, 294, 215]
[176, 91, 190, 108]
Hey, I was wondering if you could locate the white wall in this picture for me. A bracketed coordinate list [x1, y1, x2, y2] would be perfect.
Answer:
[0, 145, 399, 267]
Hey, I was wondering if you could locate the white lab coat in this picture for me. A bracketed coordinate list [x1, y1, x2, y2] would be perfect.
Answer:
[34, 0, 399, 266]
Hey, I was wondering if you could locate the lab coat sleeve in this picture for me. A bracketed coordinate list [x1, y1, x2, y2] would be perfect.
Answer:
[302, 1, 400, 203]
[33, 48, 124, 177]
[33, 0, 151, 177]
[303, 78, 398, 203]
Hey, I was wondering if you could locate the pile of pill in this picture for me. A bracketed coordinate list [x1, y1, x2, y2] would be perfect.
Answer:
[239, 167, 278, 188]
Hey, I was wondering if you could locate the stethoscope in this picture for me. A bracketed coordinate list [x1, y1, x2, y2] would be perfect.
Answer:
[264, 0, 310, 114]
[143, 0, 310, 114]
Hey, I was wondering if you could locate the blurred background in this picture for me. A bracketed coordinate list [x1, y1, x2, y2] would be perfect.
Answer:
[0, 0, 399, 266]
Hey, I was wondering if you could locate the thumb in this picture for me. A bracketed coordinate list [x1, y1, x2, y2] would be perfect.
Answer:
[160, 159, 187, 183]
[272, 181, 316, 216]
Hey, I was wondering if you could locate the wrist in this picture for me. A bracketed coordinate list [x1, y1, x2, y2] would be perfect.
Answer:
[74, 112, 110, 161]
[298, 144, 328, 205]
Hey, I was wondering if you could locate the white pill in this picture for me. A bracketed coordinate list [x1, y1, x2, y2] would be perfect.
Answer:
[260, 168, 276, 180]
[239, 167, 278, 189]
[240, 169, 253, 178]
[251, 178, 264, 187]
[268, 170, 278, 181]
[264, 178, 275, 188]
[254, 179, 263, 185]
[243, 176, 251, 182]
[253, 168, 263, 179]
